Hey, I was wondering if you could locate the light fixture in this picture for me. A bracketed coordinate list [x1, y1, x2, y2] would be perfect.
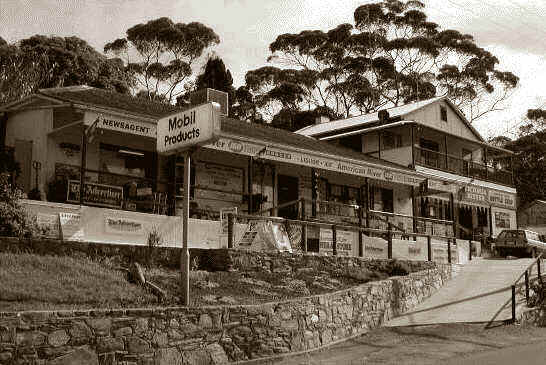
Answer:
[118, 149, 144, 157]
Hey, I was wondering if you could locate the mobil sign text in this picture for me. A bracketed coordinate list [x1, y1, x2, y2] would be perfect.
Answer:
[157, 102, 221, 155]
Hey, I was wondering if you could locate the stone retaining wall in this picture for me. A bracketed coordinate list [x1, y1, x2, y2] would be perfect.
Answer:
[0, 264, 452, 364]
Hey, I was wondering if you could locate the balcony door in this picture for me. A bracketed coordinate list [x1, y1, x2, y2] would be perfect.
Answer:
[419, 138, 440, 168]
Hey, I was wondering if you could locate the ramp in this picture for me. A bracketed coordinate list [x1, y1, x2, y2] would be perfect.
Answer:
[386, 257, 537, 326]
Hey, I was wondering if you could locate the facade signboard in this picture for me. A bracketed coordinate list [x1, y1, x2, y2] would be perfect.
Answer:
[104, 216, 146, 235]
[59, 212, 84, 241]
[67, 180, 123, 209]
[461, 186, 488, 204]
[157, 102, 221, 155]
[488, 189, 516, 209]
[84, 112, 156, 138]
[206, 137, 423, 187]
[195, 161, 243, 195]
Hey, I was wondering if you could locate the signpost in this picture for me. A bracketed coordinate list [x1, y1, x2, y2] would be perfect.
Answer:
[156, 102, 221, 305]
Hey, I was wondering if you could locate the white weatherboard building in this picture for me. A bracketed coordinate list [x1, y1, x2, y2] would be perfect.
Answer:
[0, 87, 516, 261]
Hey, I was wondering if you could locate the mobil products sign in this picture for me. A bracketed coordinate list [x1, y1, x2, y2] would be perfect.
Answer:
[157, 102, 221, 155]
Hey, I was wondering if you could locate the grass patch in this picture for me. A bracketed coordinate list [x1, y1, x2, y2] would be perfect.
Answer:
[0, 253, 404, 311]
[0, 253, 156, 311]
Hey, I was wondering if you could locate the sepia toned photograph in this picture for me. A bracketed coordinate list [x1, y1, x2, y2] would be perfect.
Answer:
[1, 1, 546, 364]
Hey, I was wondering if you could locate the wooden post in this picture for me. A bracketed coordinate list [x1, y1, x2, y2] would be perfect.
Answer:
[387, 226, 393, 259]
[311, 169, 318, 217]
[358, 229, 363, 257]
[447, 239, 452, 264]
[444, 134, 449, 170]
[181, 151, 191, 306]
[364, 178, 370, 228]
[450, 193, 457, 239]
[512, 285, 516, 322]
[538, 258, 542, 281]
[411, 186, 417, 240]
[411, 124, 415, 168]
[227, 213, 234, 248]
[248, 156, 253, 214]
[378, 132, 382, 159]
[427, 235, 432, 261]
[79, 125, 87, 205]
[332, 225, 337, 256]
[525, 270, 529, 303]
[469, 239, 472, 261]
[302, 223, 308, 252]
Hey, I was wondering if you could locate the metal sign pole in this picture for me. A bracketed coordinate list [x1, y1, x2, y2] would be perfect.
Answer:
[181, 150, 191, 305]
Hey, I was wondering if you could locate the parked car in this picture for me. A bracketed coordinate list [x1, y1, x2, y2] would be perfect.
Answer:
[492, 229, 546, 258]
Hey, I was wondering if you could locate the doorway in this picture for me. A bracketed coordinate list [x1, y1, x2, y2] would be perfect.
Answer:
[14, 140, 32, 193]
[277, 174, 299, 219]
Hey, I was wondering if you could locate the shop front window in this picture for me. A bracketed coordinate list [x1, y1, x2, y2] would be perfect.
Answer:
[370, 186, 393, 213]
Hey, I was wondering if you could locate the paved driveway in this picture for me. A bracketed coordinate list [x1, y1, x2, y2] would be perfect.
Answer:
[386, 257, 538, 326]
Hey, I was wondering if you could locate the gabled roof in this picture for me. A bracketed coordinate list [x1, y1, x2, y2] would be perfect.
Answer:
[220, 117, 417, 172]
[296, 96, 484, 142]
[1, 86, 183, 120]
[521, 200, 546, 211]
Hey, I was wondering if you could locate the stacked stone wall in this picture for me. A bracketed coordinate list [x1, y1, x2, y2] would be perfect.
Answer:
[0, 264, 452, 364]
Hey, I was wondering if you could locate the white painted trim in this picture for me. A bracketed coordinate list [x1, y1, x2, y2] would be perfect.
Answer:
[415, 165, 516, 193]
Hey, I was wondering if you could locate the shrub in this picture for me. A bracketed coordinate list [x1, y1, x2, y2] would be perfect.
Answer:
[0, 174, 46, 238]
[145, 225, 163, 266]
[385, 260, 411, 276]
[529, 280, 546, 308]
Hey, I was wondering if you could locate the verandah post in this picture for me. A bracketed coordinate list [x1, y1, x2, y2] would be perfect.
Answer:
[227, 213, 234, 249]
[387, 225, 393, 259]
[447, 239, 452, 264]
[332, 225, 337, 256]
[427, 235, 432, 261]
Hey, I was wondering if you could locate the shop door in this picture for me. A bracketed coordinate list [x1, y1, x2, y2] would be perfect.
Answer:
[14, 140, 32, 193]
[458, 205, 473, 240]
[277, 174, 299, 219]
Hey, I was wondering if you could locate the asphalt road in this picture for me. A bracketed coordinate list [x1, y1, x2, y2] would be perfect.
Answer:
[444, 340, 546, 365]
[267, 324, 546, 365]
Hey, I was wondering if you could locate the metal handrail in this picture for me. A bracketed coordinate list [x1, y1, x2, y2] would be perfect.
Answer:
[510, 253, 543, 323]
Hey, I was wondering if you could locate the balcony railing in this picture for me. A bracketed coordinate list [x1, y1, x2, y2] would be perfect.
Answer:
[413, 146, 513, 186]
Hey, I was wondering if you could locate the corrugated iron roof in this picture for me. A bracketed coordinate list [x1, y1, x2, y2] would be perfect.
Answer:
[37, 86, 182, 119]
[296, 96, 446, 136]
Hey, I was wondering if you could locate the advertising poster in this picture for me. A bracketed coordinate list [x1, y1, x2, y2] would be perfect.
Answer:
[104, 216, 145, 235]
[319, 228, 353, 256]
[59, 212, 84, 241]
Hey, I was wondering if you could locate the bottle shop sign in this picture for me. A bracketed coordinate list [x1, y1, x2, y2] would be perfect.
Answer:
[157, 102, 221, 155]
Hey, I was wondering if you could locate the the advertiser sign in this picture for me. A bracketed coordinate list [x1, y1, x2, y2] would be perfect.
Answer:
[67, 180, 123, 209]
[157, 102, 221, 155]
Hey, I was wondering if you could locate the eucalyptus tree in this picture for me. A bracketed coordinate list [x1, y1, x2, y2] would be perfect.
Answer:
[244, 0, 518, 128]
[104, 17, 220, 104]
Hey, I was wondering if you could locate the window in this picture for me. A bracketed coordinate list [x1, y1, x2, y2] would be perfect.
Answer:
[370, 186, 393, 213]
[381, 131, 402, 150]
[440, 105, 448, 122]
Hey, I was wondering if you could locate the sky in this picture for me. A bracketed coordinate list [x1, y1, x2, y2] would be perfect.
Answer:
[1, 0, 545, 139]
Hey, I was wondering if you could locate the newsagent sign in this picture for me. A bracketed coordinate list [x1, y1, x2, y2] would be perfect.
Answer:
[157, 102, 221, 155]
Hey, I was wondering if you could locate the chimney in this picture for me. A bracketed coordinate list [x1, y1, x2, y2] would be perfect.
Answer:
[378, 109, 390, 124]
[315, 115, 330, 125]
[189, 88, 229, 116]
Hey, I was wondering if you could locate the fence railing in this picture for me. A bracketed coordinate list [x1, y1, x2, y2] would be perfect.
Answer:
[510, 253, 543, 323]
[413, 146, 513, 186]
[226, 212, 469, 264]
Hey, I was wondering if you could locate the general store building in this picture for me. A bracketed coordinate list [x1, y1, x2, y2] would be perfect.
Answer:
[0, 87, 517, 258]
